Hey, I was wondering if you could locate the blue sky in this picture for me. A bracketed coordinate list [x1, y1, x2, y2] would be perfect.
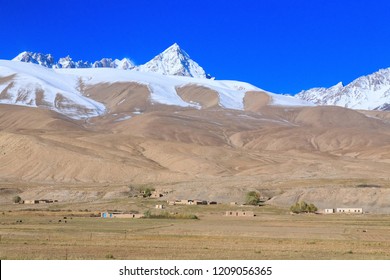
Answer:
[1, 0, 390, 94]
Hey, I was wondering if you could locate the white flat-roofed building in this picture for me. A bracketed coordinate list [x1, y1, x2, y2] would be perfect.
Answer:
[336, 208, 363, 214]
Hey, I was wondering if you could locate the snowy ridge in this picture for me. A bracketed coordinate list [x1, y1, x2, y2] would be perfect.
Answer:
[0, 59, 311, 119]
[91, 58, 135, 70]
[13, 52, 135, 70]
[296, 68, 390, 110]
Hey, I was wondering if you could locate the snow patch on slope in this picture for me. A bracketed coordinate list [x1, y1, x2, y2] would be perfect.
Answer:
[0, 60, 105, 118]
[57, 67, 311, 110]
[1, 60, 312, 119]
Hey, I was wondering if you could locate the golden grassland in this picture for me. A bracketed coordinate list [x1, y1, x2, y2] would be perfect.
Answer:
[1, 201, 389, 260]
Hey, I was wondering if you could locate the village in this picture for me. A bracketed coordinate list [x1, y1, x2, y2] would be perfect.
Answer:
[97, 190, 364, 219]
[4, 186, 389, 260]
[13, 189, 365, 220]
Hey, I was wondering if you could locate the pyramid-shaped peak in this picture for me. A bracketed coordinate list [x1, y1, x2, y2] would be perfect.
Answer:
[167, 43, 180, 50]
[138, 43, 208, 78]
[162, 43, 189, 56]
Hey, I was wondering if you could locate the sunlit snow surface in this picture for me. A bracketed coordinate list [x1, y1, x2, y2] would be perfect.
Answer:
[63, 68, 313, 109]
[0, 60, 312, 119]
[0, 60, 105, 118]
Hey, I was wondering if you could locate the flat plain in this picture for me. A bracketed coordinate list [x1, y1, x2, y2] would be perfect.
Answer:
[1, 199, 389, 260]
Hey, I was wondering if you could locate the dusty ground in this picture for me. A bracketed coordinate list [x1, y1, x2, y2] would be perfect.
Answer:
[0, 202, 389, 260]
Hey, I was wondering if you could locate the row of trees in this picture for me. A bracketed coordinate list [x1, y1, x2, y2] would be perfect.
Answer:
[290, 201, 317, 214]
[245, 192, 318, 214]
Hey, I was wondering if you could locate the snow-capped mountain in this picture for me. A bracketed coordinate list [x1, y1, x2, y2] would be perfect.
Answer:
[137, 43, 210, 78]
[92, 58, 135, 70]
[12, 52, 135, 70]
[296, 68, 390, 111]
[13, 51, 56, 68]
[11, 43, 206, 77]
[56, 55, 91, 69]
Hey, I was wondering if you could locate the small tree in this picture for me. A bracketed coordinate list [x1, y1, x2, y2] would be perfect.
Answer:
[143, 188, 152, 198]
[12, 196, 22, 204]
[139, 185, 155, 198]
[245, 191, 261, 205]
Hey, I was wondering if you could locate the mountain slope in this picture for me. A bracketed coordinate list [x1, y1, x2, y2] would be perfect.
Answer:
[296, 68, 390, 110]
[0, 59, 311, 119]
[0, 95, 388, 187]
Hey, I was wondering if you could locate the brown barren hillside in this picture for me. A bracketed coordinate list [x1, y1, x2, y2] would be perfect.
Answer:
[0, 84, 390, 212]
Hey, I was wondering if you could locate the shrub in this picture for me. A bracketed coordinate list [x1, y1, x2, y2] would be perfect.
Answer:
[143, 188, 152, 198]
[12, 196, 22, 204]
[105, 254, 115, 259]
[356, 184, 381, 188]
[138, 185, 155, 198]
[144, 210, 152, 218]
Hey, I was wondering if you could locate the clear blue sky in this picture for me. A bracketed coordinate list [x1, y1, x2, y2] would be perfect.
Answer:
[1, 0, 390, 94]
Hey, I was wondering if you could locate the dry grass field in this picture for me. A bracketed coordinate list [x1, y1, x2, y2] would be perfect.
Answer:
[1, 200, 389, 260]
